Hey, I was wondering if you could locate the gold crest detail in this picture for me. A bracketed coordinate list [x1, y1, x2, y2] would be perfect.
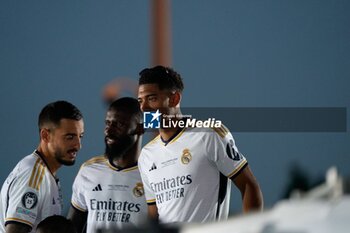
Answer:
[133, 182, 144, 197]
[181, 149, 192, 164]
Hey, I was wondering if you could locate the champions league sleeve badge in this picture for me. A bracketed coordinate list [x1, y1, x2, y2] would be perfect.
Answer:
[22, 192, 38, 209]
[133, 183, 145, 197]
[181, 149, 192, 165]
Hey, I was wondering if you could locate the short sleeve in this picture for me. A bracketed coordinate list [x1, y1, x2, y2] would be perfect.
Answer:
[5, 167, 45, 229]
[138, 153, 156, 204]
[205, 127, 248, 179]
[71, 168, 88, 212]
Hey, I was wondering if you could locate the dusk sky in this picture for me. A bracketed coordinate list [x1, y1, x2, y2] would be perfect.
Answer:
[1, 0, 349, 214]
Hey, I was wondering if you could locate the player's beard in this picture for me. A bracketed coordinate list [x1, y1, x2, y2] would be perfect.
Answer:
[105, 135, 135, 161]
[54, 148, 77, 166]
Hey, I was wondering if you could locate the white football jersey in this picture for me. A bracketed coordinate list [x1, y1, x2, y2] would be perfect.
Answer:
[0, 151, 63, 233]
[138, 126, 248, 223]
[71, 155, 148, 233]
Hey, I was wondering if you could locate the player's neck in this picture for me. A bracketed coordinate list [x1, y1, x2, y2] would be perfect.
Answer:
[159, 110, 184, 141]
[110, 138, 141, 169]
[36, 146, 61, 176]
[111, 156, 137, 169]
[159, 127, 181, 142]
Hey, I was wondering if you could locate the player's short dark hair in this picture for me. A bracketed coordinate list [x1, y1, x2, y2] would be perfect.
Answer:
[36, 215, 76, 233]
[109, 97, 142, 122]
[139, 65, 184, 92]
[38, 100, 83, 131]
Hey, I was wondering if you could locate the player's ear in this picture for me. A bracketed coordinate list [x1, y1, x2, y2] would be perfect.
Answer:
[40, 128, 50, 142]
[169, 91, 181, 107]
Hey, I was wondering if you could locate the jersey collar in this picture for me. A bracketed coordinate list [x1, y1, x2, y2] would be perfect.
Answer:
[106, 155, 138, 172]
[160, 127, 186, 146]
[34, 150, 59, 184]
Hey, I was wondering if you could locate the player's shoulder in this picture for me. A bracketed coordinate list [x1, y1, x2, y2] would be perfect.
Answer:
[139, 135, 161, 163]
[16, 152, 45, 174]
[186, 124, 231, 139]
[12, 152, 49, 190]
[81, 155, 107, 168]
[210, 124, 231, 138]
[142, 134, 161, 150]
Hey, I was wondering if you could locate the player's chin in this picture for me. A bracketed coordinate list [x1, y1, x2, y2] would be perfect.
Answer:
[105, 138, 123, 150]
[58, 157, 76, 166]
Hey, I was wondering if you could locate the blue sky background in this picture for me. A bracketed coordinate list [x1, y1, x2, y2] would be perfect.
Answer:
[1, 0, 349, 215]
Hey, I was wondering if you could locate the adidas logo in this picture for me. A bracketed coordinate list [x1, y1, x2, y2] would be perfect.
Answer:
[92, 184, 102, 191]
[149, 163, 157, 172]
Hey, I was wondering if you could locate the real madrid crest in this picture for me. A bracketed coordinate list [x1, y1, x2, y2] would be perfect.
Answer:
[133, 182, 144, 197]
[181, 149, 192, 165]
